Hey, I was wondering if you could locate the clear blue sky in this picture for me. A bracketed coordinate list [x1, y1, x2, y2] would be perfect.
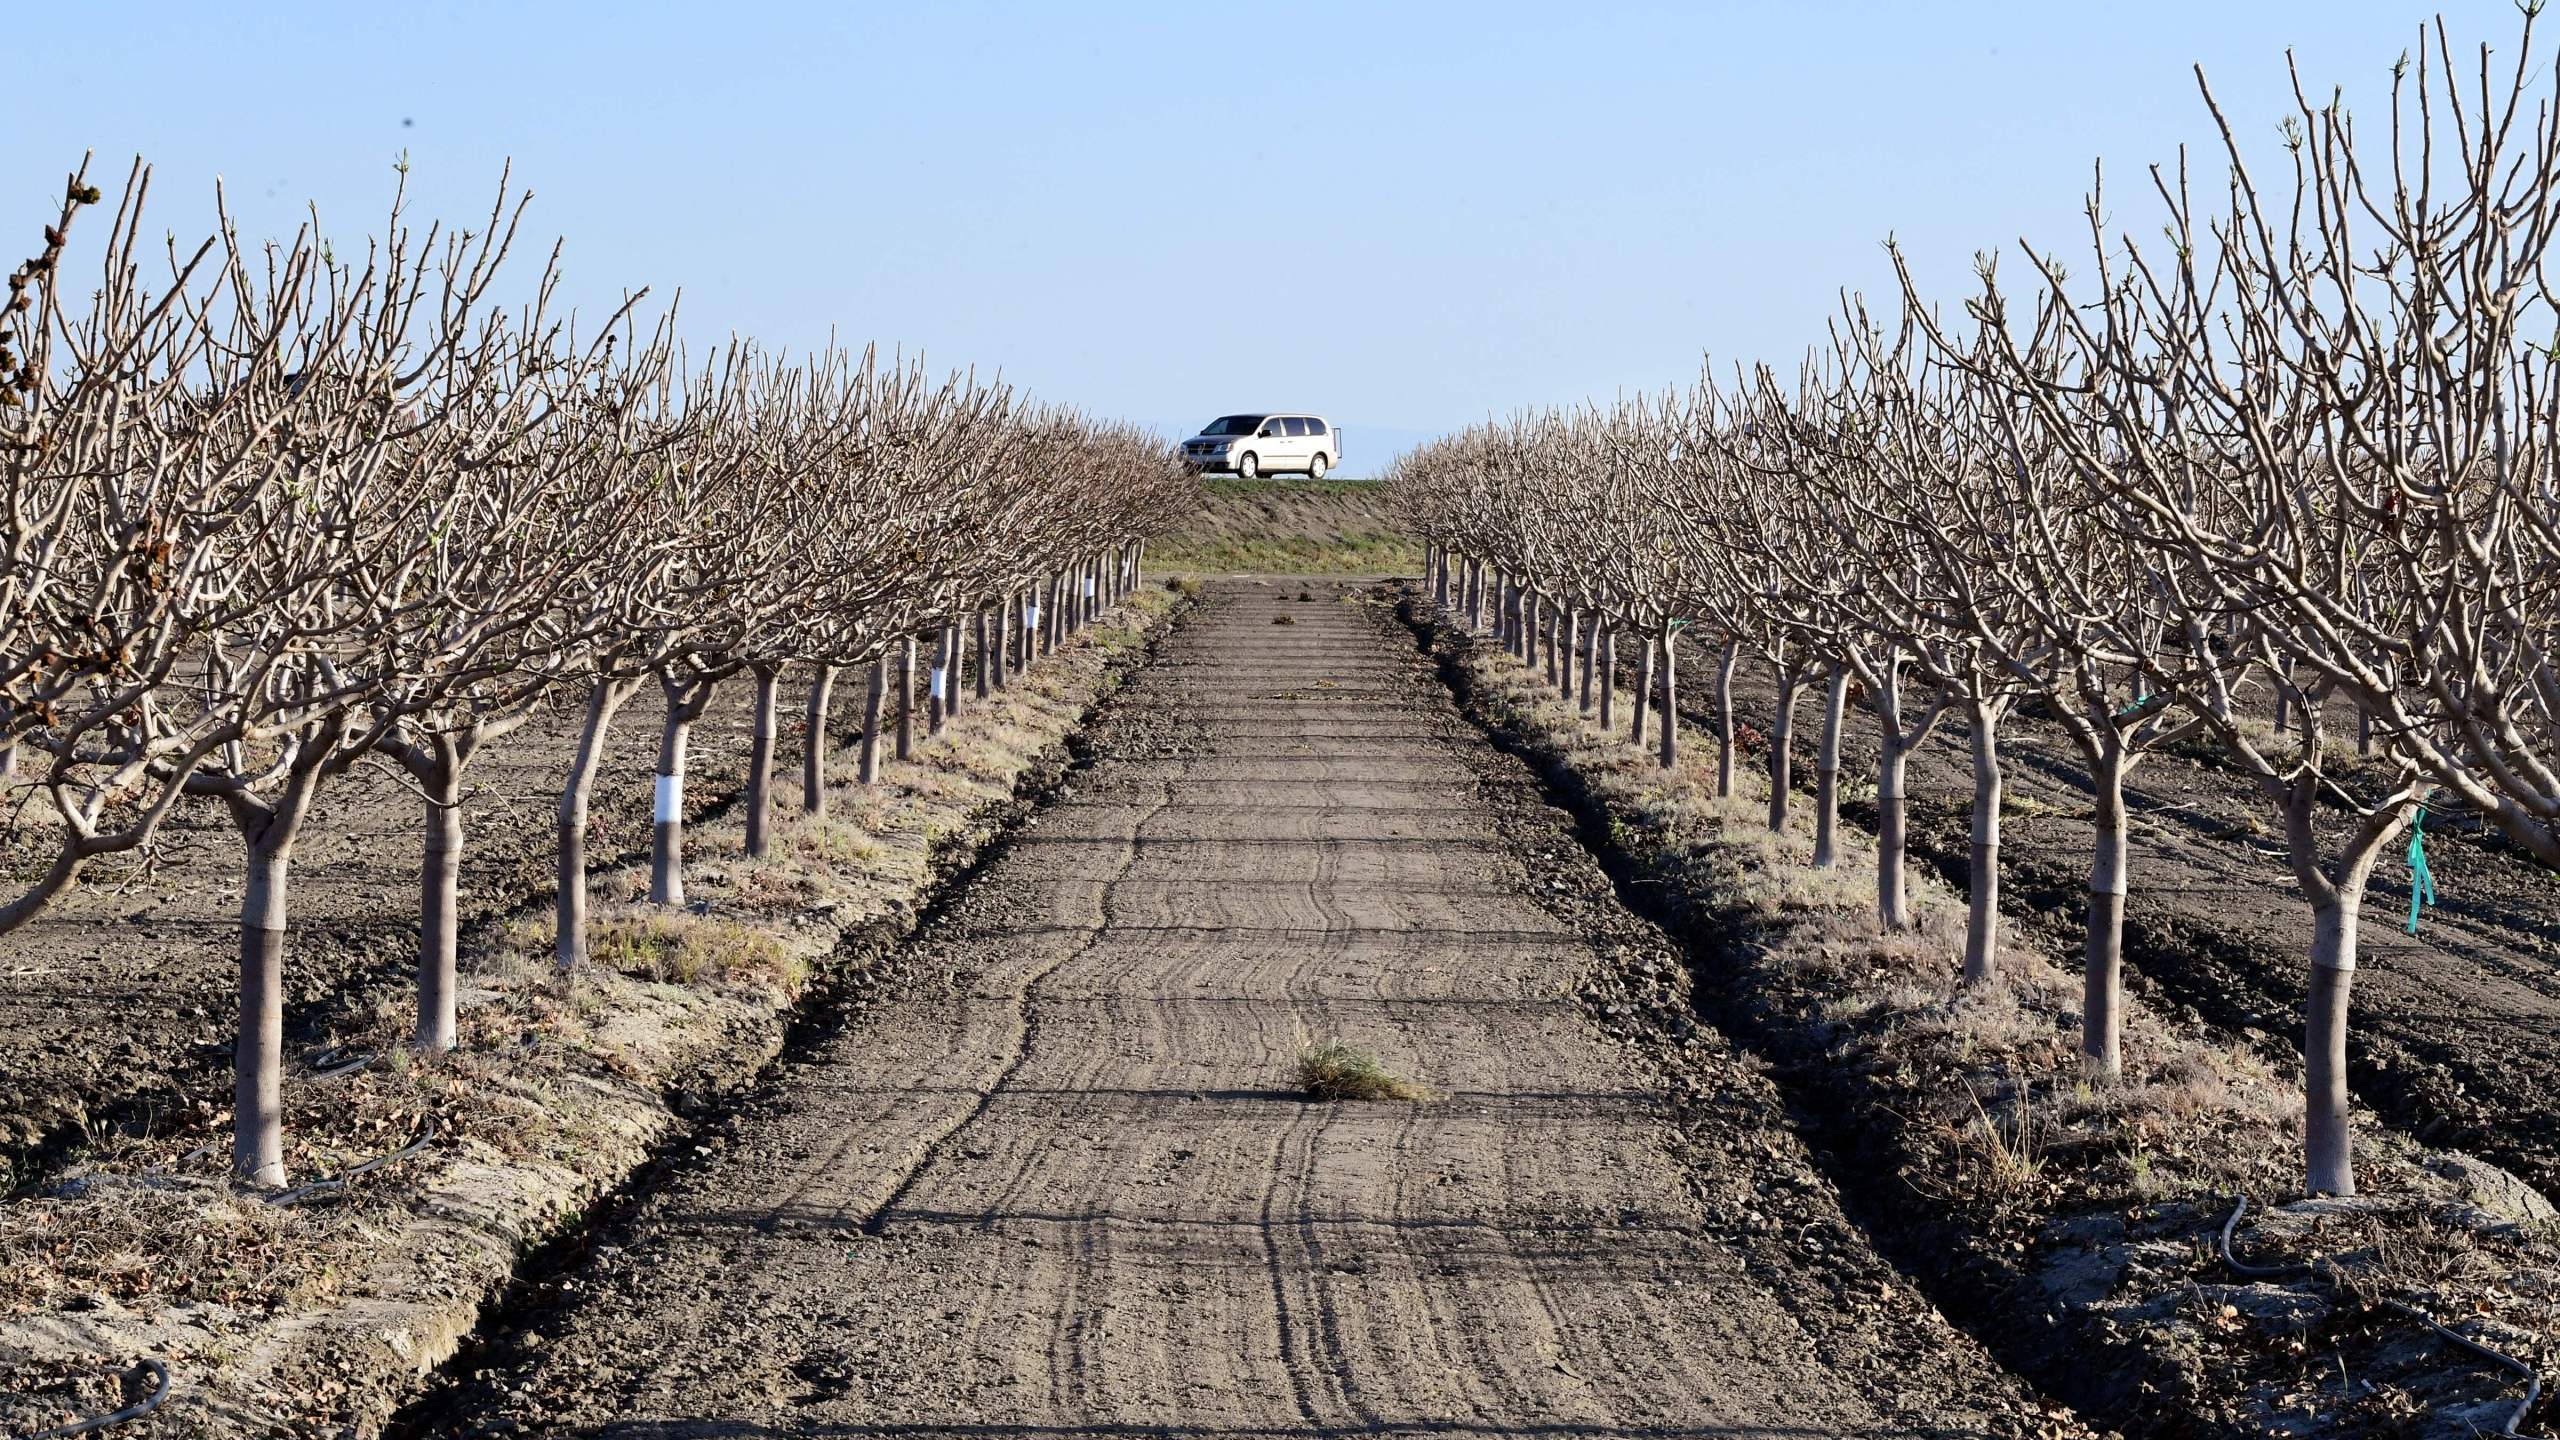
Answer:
[10, 2, 2531, 472]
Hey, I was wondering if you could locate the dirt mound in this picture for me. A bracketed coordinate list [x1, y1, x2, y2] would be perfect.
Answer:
[1151, 479, 1418, 574]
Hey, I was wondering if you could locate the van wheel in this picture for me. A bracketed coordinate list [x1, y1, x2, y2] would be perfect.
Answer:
[1308, 453, 1329, 480]
[1237, 452, 1260, 479]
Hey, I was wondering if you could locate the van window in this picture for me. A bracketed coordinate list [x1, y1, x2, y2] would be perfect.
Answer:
[1281, 417, 1306, 437]
[1304, 418, 1327, 436]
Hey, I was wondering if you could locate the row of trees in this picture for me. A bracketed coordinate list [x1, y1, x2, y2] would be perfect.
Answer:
[0, 158, 1191, 1185]
[1389, 17, 2560, 1197]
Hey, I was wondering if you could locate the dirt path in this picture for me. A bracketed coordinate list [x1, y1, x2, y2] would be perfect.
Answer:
[406, 579, 2056, 1439]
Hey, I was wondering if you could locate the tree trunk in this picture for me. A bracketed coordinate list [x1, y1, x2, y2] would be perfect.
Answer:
[1962, 702, 2003, 985]
[2083, 744, 2130, 1078]
[1523, 590, 1540, 669]
[801, 665, 837, 817]
[897, 636, 918, 762]
[993, 596, 1014, 691]
[928, 631, 948, 736]
[557, 678, 638, 969]
[859, 656, 888, 784]
[1467, 560, 1485, 630]
[1561, 608, 1580, 699]
[417, 739, 465, 1053]
[1714, 642, 1739, 799]
[650, 675, 717, 907]
[1597, 620, 1616, 730]
[746, 665, 780, 858]
[975, 608, 994, 699]
[1813, 666, 1848, 869]
[1576, 610, 1597, 713]
[234, 832, 292, 1186]
[1877, 731, 1914, 930]
[1768, 662, 1799, 833]
[2306, 896, 2361, 1196]
[1656, 626, 1678, 770]
[1630, 633, 1655, 748]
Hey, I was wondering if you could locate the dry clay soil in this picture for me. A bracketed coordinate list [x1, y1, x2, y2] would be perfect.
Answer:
[407, 579, 2062, 1440]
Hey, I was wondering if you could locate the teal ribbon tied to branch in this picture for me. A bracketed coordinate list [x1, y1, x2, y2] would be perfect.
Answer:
[2406, 804, 2437, 935]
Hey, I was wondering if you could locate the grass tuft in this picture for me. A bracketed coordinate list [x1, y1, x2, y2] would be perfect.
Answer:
[588, 912, 806, 990]
[1299, 1041, 1432, 1102]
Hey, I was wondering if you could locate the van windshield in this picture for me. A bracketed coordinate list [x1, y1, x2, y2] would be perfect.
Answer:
[1201, 415, 1266, 436]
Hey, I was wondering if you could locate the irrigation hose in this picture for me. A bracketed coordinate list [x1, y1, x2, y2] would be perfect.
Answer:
[19, 1358, 170, 1440]
[264, 1117, 437, 1208]
[306, 1044, 375, 1081]
[2220, 1195, 2546, 1436]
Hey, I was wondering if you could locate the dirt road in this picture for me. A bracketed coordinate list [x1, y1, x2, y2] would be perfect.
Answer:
[409, 579, 2054, 1439]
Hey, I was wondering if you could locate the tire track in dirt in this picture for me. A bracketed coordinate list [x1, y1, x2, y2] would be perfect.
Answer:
[401, 576, 2060, 1439]
[849, 772, 1179, 1238]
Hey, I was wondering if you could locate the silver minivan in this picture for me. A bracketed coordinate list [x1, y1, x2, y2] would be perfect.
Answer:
[1180, 413, 1342, 479]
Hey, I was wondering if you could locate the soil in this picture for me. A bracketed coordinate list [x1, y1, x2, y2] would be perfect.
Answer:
[396, 578, 2072, 1439]
[1628, 640, 2560, 1197]
[1150, 480, 1418, 573]
[2, 595, 1186, 1440]
[1424, 596, 2560, 1438]
[0, 689, 766, 1182]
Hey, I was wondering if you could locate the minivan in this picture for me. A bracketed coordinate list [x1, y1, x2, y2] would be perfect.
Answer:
[1180, 414, 1342, 479]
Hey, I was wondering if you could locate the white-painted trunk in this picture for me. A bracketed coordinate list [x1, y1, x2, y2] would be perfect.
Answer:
[1813, 667, 1848, 869]
[2306, 897, 2361, 1196]
[1714, 642, 1739, 800]
[417, 745, 464, 1052]
[234, 835, 292, 1185]
[801, 665, 837, 817]
[1962, 705, 2003, 985]
[557, 679, 636, 969]
[2083, 748, 2130, 1078]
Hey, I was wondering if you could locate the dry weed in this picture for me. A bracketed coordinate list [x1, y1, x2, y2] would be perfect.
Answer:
[1299, 1041, 1433, 1103]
